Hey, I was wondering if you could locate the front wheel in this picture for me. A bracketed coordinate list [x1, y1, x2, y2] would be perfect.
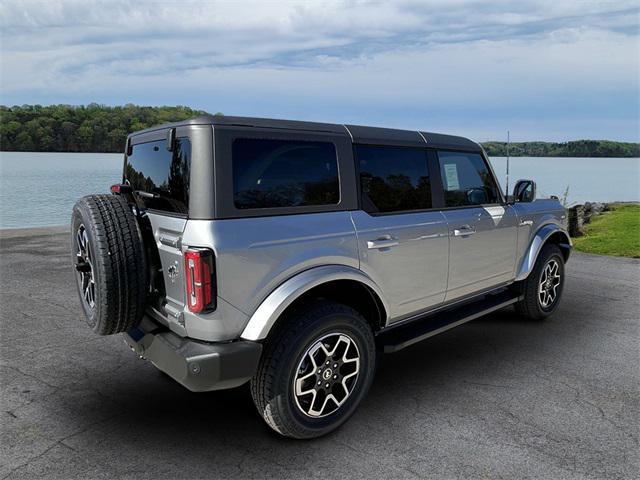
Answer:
[250, 300, 376, 439]
[514, 243, 565, 320]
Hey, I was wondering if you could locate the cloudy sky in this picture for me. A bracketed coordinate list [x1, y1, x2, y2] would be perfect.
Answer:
[1, 0, 638, 141]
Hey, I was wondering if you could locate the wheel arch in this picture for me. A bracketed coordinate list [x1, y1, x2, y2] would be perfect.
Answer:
[240, 265, 389, 341]
[515, 223, 572, 281]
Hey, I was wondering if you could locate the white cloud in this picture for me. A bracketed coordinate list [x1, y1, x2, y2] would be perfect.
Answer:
[0, 0, 638, 140]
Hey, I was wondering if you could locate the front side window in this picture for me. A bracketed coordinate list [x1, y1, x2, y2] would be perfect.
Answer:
[356, 145, 431, 213]
[125, 138, 191, 214]
[233, 138, 339, 209]
[438, 151, 500, 207]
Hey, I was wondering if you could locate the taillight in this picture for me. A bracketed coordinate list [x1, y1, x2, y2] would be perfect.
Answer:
[184, 248, 216, 313]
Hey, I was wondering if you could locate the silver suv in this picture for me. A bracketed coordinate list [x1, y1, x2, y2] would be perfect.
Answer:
[71, 115, 571, 438]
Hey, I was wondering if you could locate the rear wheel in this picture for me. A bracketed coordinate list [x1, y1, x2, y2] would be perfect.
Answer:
[515, 243, 565, 320]
[250, 300, 376, 439]
[71, 194, 148, 335]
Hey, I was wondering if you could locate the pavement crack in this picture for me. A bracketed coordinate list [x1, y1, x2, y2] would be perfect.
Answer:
[6, 364, 59, 389]
[0, 411, 124, 480]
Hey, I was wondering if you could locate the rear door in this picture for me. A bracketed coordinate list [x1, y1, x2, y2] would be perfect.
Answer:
[210, 125, 359, 318]
[352, 145, 449, 321]
[435, 150, 518, 301]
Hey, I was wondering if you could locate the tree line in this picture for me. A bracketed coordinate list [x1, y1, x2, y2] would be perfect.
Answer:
[1, 104, 638, 157]
[481, 140, 639, 158]
[0, 104, 210, 153]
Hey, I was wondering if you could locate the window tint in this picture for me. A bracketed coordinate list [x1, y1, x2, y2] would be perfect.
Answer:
[438, 151, 500, 207]
[357, 145, 431, 213]
[233, 138, 339, 209]
[125, 138, 191, 214]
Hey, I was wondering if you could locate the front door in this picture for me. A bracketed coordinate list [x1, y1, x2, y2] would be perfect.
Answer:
[436, 150, 518, 301]
[352, 145, 449, 321]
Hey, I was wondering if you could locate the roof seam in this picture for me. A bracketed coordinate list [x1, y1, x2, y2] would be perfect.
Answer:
[126, 115, 479, 149]
[342, 124, 354, 141]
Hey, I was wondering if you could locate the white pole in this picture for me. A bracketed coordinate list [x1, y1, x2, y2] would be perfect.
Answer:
[506, 130, 510, 195]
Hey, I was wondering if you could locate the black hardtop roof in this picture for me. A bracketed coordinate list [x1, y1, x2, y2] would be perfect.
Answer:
[129, 114, 481, 151]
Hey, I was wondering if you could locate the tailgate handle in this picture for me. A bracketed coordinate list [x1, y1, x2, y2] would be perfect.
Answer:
[159, 235, 180, 248]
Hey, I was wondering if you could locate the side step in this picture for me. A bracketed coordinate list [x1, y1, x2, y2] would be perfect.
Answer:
[377, 290, 523, 353]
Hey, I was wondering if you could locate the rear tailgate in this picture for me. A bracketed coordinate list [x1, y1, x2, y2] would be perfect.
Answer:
[125, 134, 192, 334]
[146, 212, 188, 328]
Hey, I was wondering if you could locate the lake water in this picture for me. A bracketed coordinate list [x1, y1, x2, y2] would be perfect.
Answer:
[1, 152, 123, 229]
[0, 151, 638, 229]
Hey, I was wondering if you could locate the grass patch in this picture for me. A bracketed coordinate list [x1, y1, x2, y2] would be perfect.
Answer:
[573, 204, 640, 258]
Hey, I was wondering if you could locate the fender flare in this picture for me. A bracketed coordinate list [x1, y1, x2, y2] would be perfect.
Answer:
[515, 223, 572, 281]
[240, 265, 389, 341]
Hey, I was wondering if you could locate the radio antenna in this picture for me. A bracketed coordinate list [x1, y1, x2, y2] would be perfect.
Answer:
[505, 130, 510, 195]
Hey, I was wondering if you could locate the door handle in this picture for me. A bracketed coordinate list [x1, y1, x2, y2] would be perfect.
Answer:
[453, 226, 476, 237]
[519, 220, 533, 226]
[367, 236, 399, 249]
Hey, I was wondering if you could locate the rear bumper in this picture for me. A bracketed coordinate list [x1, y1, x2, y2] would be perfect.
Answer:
[123, 322, 262, 392]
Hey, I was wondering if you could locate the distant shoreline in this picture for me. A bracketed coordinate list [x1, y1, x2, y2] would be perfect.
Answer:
[481, 140, 639, 158]
[2, 104, 639, 158]
[1, 150, 639, 159]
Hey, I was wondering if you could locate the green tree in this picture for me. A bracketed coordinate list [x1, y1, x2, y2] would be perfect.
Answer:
[481, 140, 639, 157]
[1, 104, 638, 157]
[0, 104, 209, 153]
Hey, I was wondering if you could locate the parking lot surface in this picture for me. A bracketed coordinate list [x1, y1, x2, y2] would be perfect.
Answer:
[1, 228, 638, 479]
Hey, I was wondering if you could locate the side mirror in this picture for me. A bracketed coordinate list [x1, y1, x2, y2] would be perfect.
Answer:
[465, 188, 488, 205]
[513, 179, 536, 203]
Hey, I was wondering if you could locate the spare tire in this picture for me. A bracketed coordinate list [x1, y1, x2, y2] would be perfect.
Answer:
[71, 194, 149, 335]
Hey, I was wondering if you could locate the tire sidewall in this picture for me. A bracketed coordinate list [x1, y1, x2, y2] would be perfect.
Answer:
[273, 308, 376, 438]
[71, 201, 104, 332]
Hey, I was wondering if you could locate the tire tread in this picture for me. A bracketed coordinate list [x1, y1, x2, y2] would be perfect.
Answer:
[72, 194, 148, 335]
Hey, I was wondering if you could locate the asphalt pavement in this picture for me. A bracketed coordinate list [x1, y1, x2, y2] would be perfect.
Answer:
[1, 227, 638, 479]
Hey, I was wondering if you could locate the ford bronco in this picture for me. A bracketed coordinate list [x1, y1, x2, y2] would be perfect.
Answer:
[71, 115, 571, 438]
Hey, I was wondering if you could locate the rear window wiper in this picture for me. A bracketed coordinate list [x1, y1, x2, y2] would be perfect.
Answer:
[135, 190, 160, 199]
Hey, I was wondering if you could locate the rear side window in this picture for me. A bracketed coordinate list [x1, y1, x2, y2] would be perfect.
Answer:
[233, 138, 339, 209]
[438, 151, 500, 207]
[356, 145, 431, 213]
[125, 138, 191, 214]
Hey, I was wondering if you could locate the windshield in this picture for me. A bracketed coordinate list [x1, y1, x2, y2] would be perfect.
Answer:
[124, 138, 191, 214]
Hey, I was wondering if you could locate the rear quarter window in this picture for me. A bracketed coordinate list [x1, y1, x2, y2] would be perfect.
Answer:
[125, 138, 191, 214]
[232, 138, 339, 209]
